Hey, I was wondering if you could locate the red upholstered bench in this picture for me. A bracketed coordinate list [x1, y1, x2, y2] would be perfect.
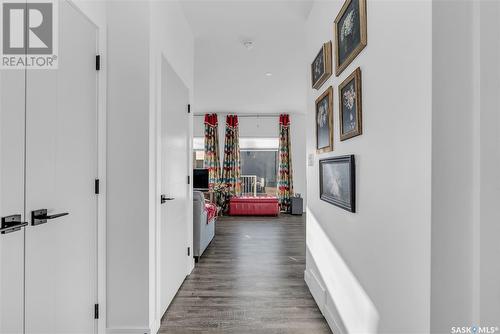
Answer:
[228, 196, 279, 216]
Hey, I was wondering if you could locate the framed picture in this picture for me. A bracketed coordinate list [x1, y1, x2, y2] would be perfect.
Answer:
[334, 0, 367, 76]
[315, 86, 334, 154]
[311, 41, 332, 89]
[338, 67, 362, 141]
[319, 155, 355, 212]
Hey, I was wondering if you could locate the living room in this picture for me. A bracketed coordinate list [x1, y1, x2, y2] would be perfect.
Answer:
[192, 114, 306, 212]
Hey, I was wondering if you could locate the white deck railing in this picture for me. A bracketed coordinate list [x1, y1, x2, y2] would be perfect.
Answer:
[241, 175, 257, 196]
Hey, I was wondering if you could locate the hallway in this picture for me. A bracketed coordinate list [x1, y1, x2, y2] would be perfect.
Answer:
[160, 215, 331, 334]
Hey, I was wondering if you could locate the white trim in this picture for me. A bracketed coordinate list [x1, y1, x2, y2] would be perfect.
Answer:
[153, 50, 163, 330]
[304, 269, 346, 334]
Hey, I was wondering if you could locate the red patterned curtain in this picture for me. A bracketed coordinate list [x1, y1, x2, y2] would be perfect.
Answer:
[278, 114, 293, 212]
[222, 115, 241, 195]
[204, 114, 221, 188]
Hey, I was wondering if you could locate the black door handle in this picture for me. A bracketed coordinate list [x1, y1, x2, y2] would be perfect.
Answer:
[31, 209, 69, 226]
[1, 214, 28, 234]
[160, 195, 175, 204]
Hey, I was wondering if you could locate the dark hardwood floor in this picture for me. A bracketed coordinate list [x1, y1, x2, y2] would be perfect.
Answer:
[159, 215, 332, 334]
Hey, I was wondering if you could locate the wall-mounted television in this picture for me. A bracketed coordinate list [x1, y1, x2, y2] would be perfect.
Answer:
[193, 168, 209, 190]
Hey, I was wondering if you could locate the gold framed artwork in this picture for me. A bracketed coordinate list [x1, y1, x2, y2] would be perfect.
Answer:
[334, 0, 367, 76]
[315, 86, 334, 154]
[311, 41, 332, 90]
[338, 67, 362, 141]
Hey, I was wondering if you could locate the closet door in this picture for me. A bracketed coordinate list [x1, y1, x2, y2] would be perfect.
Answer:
[24, 1, 98, 333]
[0, 67, 26, 334]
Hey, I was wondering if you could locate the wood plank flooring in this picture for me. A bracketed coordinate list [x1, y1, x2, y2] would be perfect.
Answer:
[159, 215, 331, 334]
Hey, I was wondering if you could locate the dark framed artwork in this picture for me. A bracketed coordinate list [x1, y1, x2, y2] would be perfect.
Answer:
[319, 155, 355, 212]
[311, 41, 332, 90]
[315, 86, 334, 154]
[334, 0, 367, 76]
[338, 67, 362, 141]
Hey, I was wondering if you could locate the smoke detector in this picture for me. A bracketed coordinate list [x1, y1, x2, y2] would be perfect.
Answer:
[243, 40, 254, 50]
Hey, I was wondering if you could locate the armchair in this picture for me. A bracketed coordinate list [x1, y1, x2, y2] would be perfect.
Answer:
[192, 191, 216, 261]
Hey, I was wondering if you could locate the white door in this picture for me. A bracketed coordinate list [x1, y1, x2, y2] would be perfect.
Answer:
[24, 2, 98, 333]
[0, 66, 26, 334]
[159, 57, 190, 313]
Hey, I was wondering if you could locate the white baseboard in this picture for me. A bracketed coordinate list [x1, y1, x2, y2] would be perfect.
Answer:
[305, 268, 347, 334]
[107, 328, 150, 334]
[107, 324, 157, 334]
[150, 318, 160, 334]
[304, 269, 326, 306]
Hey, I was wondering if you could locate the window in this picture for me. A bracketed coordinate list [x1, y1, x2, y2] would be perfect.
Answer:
[193, 137, 204, 168]
[192, 137, 279, 196]
[240, 138, 279, 197]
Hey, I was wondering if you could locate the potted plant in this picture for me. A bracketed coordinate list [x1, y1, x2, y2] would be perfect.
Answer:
[212, 183, 232, 215]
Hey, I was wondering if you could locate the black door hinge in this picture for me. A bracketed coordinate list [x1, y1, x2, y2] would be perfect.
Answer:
[187, 176, 190, 185]
[95, 179, 100, 195]
[187, 247, 190, 256]
[96, 55, 101, 71]
[187, 104, 191, 114]
[94, 304, 99, 319]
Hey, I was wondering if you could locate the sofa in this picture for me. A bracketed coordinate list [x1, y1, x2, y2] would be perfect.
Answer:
[228, 196, 280, 216]
[193, 191, 216, 260]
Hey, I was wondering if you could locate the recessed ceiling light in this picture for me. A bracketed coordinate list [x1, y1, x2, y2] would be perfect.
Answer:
[265, 72, 272, 77]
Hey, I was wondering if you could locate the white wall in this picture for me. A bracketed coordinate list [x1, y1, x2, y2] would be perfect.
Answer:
[478, 1, 500, 326]
[431, 1, 476, 331]
[106, 1, 194, 332]
[107, 1, 151, 331]
[305, 1, 432, 333]
[193, 114, 307, 207]
[291, 114, 307, 203]
[432, 1, 500, 331]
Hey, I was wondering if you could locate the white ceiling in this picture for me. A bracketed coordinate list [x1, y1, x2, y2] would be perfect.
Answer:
[181, 0, 312, 114]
